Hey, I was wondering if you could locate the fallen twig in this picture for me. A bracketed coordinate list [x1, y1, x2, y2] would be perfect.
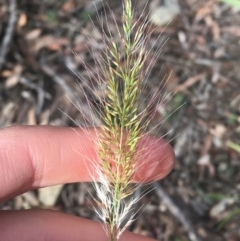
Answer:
[0, 0, 17, 71]
[40, 63, 73, 98]
[153, 182, 201, 241]
[175, 73, 206, 92]
[20, 77, 45, 115]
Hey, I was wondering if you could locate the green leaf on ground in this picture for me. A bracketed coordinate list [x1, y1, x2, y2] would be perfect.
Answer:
[219, 0, 240, 8]
[226, 141, 240, 153]
[217, 207, 240, 230]
[46, 10, 57, 22]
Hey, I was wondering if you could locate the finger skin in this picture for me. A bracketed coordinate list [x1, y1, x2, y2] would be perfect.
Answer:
[0, 125, 175, 202]
[0, 125, 174, 241]
[0, 210, 157, 241]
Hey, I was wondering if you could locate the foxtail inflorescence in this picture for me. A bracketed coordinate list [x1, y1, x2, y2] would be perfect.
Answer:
[77, 1, 165, 240]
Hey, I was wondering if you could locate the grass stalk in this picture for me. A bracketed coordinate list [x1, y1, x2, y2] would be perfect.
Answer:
[88, 1, 158, 240]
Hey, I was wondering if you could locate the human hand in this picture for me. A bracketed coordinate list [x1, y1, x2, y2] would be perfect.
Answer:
[0, 125, 175, 241]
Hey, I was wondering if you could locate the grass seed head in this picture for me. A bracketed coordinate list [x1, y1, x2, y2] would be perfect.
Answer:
[76, 1, 168, 240]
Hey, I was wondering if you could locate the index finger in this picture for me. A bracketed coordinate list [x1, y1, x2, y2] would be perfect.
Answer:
[0, 125, 175, 202]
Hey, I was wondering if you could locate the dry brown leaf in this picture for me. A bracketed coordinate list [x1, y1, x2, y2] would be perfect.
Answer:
[5, 65, 23, 88]
[195, 0, 216, 22]
[176, 73, 206, 92]
[62, 0, 76, 12]
[212, 21, 221, 41]
[33, 35, 69, 52]
[205, 16, 221, 41]
[25, 29, 42, 41]
[47, 43, 65, 51]
[0, 70, 12, 78]
[28, 108, 37, 125]
[198, 153, 215, 179]
[18, 12, 27, 27]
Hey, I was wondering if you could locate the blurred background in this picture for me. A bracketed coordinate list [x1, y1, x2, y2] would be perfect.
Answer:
[0, 0, 240, 240]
